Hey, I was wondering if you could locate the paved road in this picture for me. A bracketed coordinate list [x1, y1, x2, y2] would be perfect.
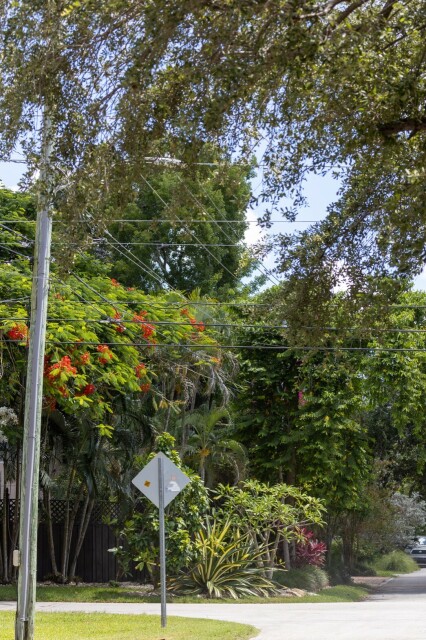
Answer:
[1, 570, 426, 640]
[370, 567, 426, 600]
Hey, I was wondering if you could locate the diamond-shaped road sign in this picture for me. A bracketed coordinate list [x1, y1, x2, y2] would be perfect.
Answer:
[132, 452, 191, 508]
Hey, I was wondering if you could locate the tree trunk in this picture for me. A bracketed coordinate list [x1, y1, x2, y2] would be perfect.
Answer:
[282, 538, 291, 570]
[43, 490, 59, 578]
[60, 476, 83, 582]
[68, 495, 94, 582]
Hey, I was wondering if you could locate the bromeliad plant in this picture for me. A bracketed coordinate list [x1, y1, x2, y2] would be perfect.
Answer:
[169, 518, 279, 599]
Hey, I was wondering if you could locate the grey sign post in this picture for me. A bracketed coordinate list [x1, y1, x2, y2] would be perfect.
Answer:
[132, 452, 190, 628]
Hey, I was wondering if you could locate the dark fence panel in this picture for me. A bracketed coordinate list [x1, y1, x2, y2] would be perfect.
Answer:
[1, 499, 130, 583]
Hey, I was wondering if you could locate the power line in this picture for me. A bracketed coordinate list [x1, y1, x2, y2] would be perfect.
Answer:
[186, 175, 280, 286]
[81, 241, 264, 248]
[177, 175, 280, 287]
[101, 219, 319, 224]
[5, 338, 426, 353]
[103, 233, 169, 289]
[6, 316, 426, 335]
[0, 220, 36, 224]
[47, 299, 268, 308]
[0, 242, 31, 260]
[139, 173, 243, 284]
[0, 297, 30, 304]
[0, 218, 317, 225]
[102, 224, 239, 328]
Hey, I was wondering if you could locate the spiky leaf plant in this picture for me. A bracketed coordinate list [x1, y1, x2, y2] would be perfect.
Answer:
[170, 519, 278, 599]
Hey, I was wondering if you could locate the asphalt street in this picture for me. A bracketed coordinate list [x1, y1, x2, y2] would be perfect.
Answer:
[1, 569, 426, 640]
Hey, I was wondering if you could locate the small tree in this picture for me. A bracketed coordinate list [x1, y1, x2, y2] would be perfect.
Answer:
[215, 480, 325, 579]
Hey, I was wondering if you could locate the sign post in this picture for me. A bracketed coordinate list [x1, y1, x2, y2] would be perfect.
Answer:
[132, 452, 190, 628]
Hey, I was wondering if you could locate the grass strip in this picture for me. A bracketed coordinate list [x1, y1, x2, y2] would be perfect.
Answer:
[0, 584, 369, 604]
[0, 612, 257, 640]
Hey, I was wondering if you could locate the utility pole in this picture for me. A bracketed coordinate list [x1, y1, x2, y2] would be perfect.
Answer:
[15, 110, 54, 640]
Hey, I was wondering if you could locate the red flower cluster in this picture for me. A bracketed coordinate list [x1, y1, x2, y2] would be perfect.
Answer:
[189, 317, 205, 332]
[80, 352, 91, 365]
[140, 382, 151, 393]
[133, 311, 147, 322]
[7, 323, 29, 341]
[97, 344, 113, 365]
[110, 278, 120, 287]
[45, 355, 77, 381]
[135, 363, 146, 378]
[77, 384, 96, 396]
[180, 308, 205, 332]
[113, 312, 126, 333]
[133, 311, 155, 341]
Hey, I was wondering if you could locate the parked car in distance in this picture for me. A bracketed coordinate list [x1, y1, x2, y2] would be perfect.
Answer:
[408, 537, 426, 566]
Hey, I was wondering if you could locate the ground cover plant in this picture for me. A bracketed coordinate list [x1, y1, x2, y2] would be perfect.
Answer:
[0, 612, 256, 640]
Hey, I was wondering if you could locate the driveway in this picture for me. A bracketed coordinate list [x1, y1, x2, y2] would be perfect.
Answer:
[1, 570, 426, 640]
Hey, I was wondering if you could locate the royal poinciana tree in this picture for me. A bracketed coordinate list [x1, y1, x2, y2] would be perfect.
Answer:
[0, 189, 234, 583]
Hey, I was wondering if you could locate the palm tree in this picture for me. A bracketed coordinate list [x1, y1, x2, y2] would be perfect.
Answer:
[182, 404, 247, 488]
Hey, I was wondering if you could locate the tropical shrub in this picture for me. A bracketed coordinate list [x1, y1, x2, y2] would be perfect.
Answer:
[275, 565, 329, 592]
[170, 518, 279, 599]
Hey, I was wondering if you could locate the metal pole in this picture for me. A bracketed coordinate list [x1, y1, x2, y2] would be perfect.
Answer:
[158, 457, 167, 628]
[15, 110, 54, 640]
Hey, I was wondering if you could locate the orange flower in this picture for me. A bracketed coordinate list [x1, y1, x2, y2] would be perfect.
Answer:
[189, 317, 205, 332]
[140, 382, 151, 393]
[135, 363, 146, 378]
[110, 278, 120, 287]
[45, 355, 77, 381]
[80, 352, 90, 365]
[7, 323, 28, 341]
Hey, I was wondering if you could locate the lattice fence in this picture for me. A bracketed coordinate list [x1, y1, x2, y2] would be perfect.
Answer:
[0, 499, 125, 582]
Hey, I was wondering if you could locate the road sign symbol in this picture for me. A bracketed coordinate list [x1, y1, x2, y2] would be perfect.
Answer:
[132, 452, 190, 508]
